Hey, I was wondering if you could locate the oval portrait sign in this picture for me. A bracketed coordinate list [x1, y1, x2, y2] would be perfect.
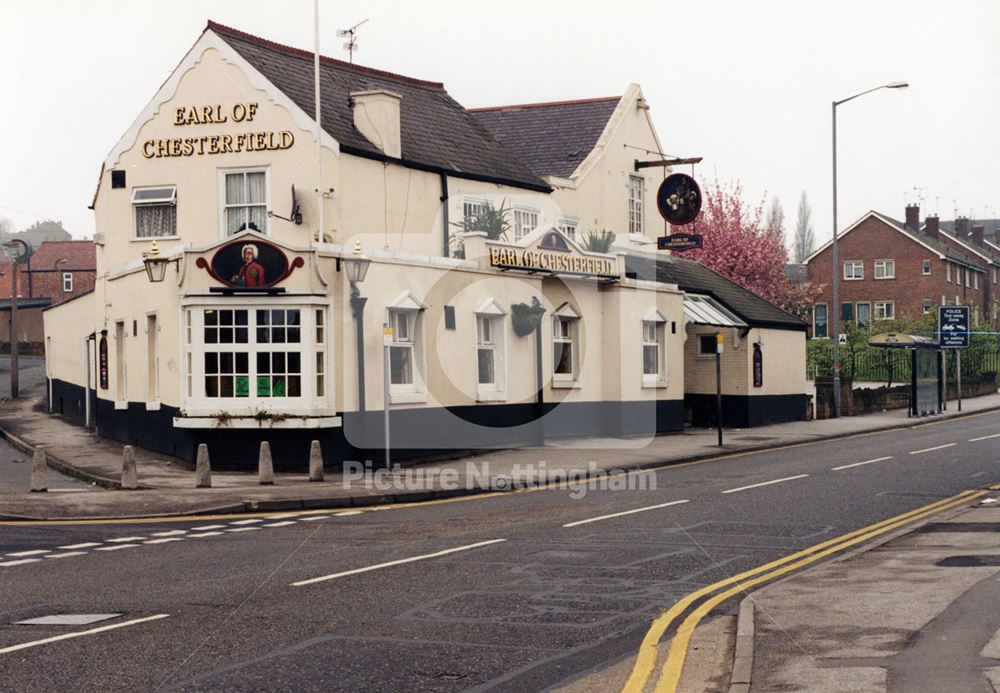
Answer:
[656, 173, 702, 226]
[199, 238, 301, 289]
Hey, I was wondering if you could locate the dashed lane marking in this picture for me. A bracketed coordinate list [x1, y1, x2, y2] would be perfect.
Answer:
[0, 614, 169, 656]
[562, 500, 690, 528]
[832, 456, 893, 471]
[191, 525, 226, 531]
[721, 474, 809, 494]
[334, 511, 364, 517]
[143, 538, 185, 545]
[263, 521, 297, 528]
[150, 530, 187, 537]
[189, 532, 224, 538]
[45, 552, 88, 559]
[0, 559, 43, 567]
[57, 543, 102, 550]
[227, 527, 261, 533]
[95, 545, 138, 552]
[230, 519, 263, 525]
[969, 433, 1000, 442]
[910, 443, 957, 455]
[108, 537, 145, 543]
[7, 550, 50, 557]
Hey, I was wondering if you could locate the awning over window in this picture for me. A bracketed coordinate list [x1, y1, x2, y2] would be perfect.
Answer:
[683, 294, 748, 328]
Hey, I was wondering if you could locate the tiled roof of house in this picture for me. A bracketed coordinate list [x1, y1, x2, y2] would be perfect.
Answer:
[880, 215, 985, 269]
[208, 21, 549, 192]
[26, 241, 96, 269]
[471, 96, 621, 179]
[626, 253, 807, 331]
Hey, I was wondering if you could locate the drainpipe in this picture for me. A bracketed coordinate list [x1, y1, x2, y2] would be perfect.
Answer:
[85, 332, 94, 428]
[439, 173, 450, 257]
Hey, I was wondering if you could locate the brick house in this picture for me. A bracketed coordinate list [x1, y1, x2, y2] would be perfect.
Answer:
[0, 241, 96, 351]
[804, 206, 988, 338]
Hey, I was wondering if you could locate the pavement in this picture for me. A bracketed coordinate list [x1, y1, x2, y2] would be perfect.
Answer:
[1, 371, 999, 519]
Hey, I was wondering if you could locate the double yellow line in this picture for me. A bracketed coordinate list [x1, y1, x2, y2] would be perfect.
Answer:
[622, 487, 988, 693]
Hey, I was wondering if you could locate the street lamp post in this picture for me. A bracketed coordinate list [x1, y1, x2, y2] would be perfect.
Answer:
[4, 239, 31, 399]
[343, 241, 371, 417]
[831, 82, 908, 418]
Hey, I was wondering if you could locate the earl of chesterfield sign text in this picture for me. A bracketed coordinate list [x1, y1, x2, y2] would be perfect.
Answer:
[489, 247, 616, 277]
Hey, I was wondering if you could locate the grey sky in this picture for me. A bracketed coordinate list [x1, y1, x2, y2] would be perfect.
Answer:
[1, 0, 997, 247]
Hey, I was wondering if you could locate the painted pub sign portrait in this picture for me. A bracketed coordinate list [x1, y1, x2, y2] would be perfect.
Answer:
[197, 238, 304, 289]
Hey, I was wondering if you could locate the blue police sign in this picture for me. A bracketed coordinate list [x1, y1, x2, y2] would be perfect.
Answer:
[938, 305, 970, 348]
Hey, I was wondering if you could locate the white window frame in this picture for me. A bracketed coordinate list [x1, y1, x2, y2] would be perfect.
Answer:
[628, 174, 644, 236]
[843, 261, 864, 280]
[974, 272, 980, 290]
[552, 303, 581, 387]
[180, 299, 331, 417]
[813, 304, 828, 339]
[557, 217, 579, 239]
[874, 301, 895, 320]
[462, 196, 487, 226]
[131, 185, 178, 240]
[386, 292, 427, 404]
[218, 167, 270, 237]
[474, 298, 508, 402]
[922, 259, 931, 275]
[62, 272, 73, 292]
[874, 259, 895, 279]
[922, 299, 933, 313]
[512, 206, 539, 241]
[641, 309, 667, 387]
[947, 263, 952, 282]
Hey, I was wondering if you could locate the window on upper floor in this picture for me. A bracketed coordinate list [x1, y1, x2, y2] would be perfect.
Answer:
[874, 259, 895, 279]
[843, 261, 864, 280]
[62, 272, 73, 292]
[974, 273, 979, 290]
[922, 259, 931, 275]
[132, 186, 177, 238]
[628, 175, 644, 236]
[512, 207, 539, 241]
[947, 263, 952, 282]
[966, 268, 971, 287]
[221, 169, 268, 236]
[557, 218, 579, 239]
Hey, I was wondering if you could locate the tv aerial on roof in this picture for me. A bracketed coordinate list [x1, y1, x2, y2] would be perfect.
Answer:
[338, 18, 369, 53]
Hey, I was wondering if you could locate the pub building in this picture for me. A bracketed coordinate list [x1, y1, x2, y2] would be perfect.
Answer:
[44, 22, 808, 467]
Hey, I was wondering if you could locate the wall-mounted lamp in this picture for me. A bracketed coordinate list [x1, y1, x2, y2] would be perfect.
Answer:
[142, 240, 179, 283]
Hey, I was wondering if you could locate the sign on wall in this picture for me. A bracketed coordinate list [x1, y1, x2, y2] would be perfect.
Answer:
[98, 336, 109, 390]
[141, 102, 295, 159]
[657, 233, 702, 251]
[196, 238, 305, 289]
[753, 344, 763, 387]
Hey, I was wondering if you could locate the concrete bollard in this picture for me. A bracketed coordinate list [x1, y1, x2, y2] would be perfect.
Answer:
[308, 440, 324, 482]
[121, 445, 138, 490]
[258, 441, 274, 485]
[195, 443, 212, 488]
[30, 446, 47, 493]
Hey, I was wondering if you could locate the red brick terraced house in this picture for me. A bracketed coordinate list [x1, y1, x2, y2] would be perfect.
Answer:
[804, 206, 990, 339]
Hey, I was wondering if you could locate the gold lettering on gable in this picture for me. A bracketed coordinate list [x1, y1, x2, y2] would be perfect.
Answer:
[147, 103, 290, 158]
[487, 245, 617, 278]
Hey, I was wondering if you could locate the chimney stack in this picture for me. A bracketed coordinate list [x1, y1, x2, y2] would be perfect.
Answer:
[972, 224, 985, 246]
[351, 90, 402, 159]
[905, 204, 920, 231]
[925, 215, 940, 239]
[955, 216, 971, 240]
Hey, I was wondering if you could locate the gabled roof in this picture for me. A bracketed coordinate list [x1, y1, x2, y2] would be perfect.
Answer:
[471, 96, 621, 179]
[803, 211, 985, 271]
[207, 22, 549, 192]
[25, 241, 96, 269]
[625, 253, 807, 331]
[931, 227, 1000, 266]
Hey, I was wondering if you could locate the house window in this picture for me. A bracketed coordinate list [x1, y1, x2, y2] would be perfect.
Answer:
[874, 302, 895, 320]
[642, 317, 667, 386]
[843, 261, 864, 280]
[698, 334, 719, 355]
[132, 186, 177, 238]
[463, 198, 486, 224]
[183, 305, 327, 414]
[512, 207, 539, 241]
[221, 169, 268, 236]
[841, 303, 854, 322]
[62, 272, 73, 292]
[388, 309, 415, 387]
[477, 315, 496, 385]
[813, 304, 828, 338]
[874, 259, 895, 279]
[965, 268, 971, 287]
[856, 303, 870, 326]
[557, 218, 579, 239]
[922, 260, 931, 275]
[628, 175, 644, 235]
[553, 317, 575, 375]
[974, 272, 979, 290]
[922, 299, 933, 313]
[947, 263, 952, 282]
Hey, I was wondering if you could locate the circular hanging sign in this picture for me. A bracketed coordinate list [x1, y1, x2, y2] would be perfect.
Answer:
[656, 173, 702, 226]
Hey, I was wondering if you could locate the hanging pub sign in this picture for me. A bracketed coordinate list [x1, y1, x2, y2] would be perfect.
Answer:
[99, 336, 109, 390]
[657, 233, 703, 251]
[196, 238, 304, 289]
[656, 173, 702, 226]
[753, 344, 763, 388]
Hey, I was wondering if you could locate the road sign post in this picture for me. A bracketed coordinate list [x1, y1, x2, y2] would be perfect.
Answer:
[938, 305, 970, 412]
[715, 332, 724, 447]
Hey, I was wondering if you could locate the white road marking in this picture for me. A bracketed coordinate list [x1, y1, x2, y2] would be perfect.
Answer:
[263, 521, 297, 528]
[95, 545, 138, 552]
[971, 471, 989, 478]
[969, 433, 1000, 442]
[334, 510, 364, 517]
[227, 527, 261, 533]
[265, 513, 301, 519]
[189, 532, 224, 538]
[45, 552, 88, 559]
[143, 538, 185, 545]
[562, 499, 690, 528]
[57, 543, 101, 550]
[292, 539, 508, 587]
[722, 474, 810, 495]
[230, 519, 262, 525]
[151, 530, 187, 537]
[832, 456, 893, 471]
[909, 443, 957, 455]
[7, 550, 50, 557]
[0, 559, 43, 567]
[190, 525, 225, 531]
[0, 614, 169, 655]
[108, 536, 145, 543]
[299, 516, 328, 521]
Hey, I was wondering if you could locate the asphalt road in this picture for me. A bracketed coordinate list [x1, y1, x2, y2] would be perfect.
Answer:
[1, 412, 998, 692]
